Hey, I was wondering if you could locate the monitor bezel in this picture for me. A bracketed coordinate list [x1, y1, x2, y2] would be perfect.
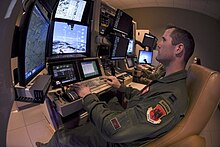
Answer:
[138, 50, 153, 65]
[18, 2, 50, 87]
[48, 61, 80, 87]
[77, 59, 102, 80]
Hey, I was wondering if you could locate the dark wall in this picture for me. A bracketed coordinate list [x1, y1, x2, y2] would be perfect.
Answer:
[125, 7, 220, 71]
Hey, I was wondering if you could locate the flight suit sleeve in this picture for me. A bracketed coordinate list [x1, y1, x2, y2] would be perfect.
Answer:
[116, 84, 141, 100]
[82, 93, 179, 143]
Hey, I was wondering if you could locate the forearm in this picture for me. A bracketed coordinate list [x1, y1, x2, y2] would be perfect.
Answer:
[116, 84, 140, 99]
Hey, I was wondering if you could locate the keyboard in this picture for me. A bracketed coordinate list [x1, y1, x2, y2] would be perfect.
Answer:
[80, 77, 111, 93]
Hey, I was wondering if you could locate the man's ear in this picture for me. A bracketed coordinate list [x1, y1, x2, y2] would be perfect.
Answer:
[175, 43, 184, 57]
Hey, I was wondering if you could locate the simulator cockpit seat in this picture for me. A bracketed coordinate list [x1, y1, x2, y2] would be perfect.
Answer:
[140, 64, 220, 147]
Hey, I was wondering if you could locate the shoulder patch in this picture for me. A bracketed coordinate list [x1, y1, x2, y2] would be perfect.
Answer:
[159, 100, 171, 115]
[110, 117, 121, 130]
[146, 100, 171, 124]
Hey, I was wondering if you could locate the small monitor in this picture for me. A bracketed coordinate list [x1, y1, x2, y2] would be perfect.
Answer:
[110, 35, 129, 60]
[126, 57, 135, 68]
[18, 4, 49, 86]
[49, 62, 79, 86]
[78, 59, 102, 80]
[142, 33, 158, 50]
[113, 9, 133, 36]
[55, 0, 87, 22]
[138, 50, 153, 64]
[51, 21, 88, 55]
[127, 39, 134, 55]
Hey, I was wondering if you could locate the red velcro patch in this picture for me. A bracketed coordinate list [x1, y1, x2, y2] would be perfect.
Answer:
[110, 117, 121, 130]
[147, 104, 167, 124]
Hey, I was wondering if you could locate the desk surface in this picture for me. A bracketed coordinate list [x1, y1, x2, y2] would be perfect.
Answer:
[47, 81, 145, 117]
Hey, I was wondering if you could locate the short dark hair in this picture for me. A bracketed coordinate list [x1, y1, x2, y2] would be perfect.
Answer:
[166, 25, 195, 63]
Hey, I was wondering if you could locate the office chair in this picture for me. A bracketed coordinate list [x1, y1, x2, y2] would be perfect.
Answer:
[140, 64, 220, 147]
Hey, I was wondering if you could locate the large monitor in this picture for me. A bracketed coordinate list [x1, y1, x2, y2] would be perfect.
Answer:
[138, 50, 153, 64]
[18, 4, 50, 86]
[55, 0, 87, 22]
[51, 21, 89, 55]
[113, 9, 133, 36]
[110, 35, 129, 60]
[49, 62, 79, 86]
[78, 59, 102, 80]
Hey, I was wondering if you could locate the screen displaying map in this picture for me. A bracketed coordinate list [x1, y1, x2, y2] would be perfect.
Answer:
[25, 5, 49, 80]
[55, 0, 86, 22]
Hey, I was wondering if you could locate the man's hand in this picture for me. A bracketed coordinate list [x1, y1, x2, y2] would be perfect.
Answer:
[71, 84, 91, 98]
[136, 64, 146, 70]
[101, 76, 121, 89]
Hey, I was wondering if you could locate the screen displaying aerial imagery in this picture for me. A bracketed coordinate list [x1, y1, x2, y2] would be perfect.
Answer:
[25, 5, 49, 80]
[52, 21, 88, 54]
[55, 0, 86, 22]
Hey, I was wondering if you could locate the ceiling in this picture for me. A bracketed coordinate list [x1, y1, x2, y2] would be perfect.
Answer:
[102, 0, 220, 21]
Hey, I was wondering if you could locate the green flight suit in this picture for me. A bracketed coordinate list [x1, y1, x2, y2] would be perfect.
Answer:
[39, 70, 189, 147]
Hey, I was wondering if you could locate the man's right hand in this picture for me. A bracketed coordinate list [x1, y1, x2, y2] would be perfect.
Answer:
[101, 76, 121, 89]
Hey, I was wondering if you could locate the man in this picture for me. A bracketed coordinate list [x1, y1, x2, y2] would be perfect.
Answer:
[37, 25, 195, 147]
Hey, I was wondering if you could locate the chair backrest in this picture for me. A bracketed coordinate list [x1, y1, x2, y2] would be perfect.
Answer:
[142, 64, 220, 147]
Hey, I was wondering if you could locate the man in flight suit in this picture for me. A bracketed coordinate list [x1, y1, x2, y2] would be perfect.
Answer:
[36, 25, 195, 147]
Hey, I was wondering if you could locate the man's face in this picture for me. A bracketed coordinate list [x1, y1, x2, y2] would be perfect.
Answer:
[156, 28, 176, 65]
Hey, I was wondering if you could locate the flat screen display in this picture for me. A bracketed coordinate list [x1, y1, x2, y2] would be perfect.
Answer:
[18, 4, 49, 86]
[110, 36, 129, 60]
[138, 50, 153, 64]
[55, 0, 86, 22]
[51, 63, 78, 85]
[142, 33, 157, 49]
[126, 57, 134, 68]
[52, 21, 88, 55]
[79, 59, 101, 79]
[127, 39, 134, 55]
[113, 9, 133, 36]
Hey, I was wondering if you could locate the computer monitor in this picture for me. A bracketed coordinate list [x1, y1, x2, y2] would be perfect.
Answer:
[18, 4, 50, 86]
[49, 62, 79, 86]
[142, 33, 158, 50]
[138, 50, 153, 64]
[110, 35, 129, 60]
[51, 21, 89, 55]
[38, 0, 58, 13]
[78, 59, 102, 80]
[127, 39, 134, 55]
[113, 9, 133, 36]
[126, 57, 135, 68]
[55, 0, 87, 22]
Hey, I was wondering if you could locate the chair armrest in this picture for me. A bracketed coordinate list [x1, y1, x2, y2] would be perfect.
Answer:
[170, 135, 205, 147]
